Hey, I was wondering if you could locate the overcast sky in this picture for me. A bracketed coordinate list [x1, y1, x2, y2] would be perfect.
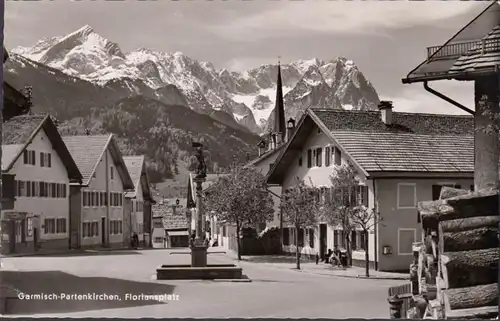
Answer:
[4, 0, 490, 115]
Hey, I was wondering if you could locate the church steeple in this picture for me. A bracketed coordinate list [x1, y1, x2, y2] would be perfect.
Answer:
[273, 58, 286, 143]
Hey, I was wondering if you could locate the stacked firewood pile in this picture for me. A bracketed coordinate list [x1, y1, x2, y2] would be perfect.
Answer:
[410, 187, 498, 319]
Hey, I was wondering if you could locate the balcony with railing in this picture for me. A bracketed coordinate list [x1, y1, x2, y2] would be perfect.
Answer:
[427, 38, 500, 61]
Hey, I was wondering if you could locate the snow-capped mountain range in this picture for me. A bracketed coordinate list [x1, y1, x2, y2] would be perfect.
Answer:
[12, 25, 380, 133]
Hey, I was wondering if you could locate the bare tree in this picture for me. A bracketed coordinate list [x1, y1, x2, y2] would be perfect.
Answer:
[205, 166, 274, 260]
[280, 180, 320, 270]
[323, 163, 380, 276]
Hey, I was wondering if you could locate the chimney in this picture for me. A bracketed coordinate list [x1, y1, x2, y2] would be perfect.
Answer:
[286, 118, 296, 142]
[378, 101, 393, 125]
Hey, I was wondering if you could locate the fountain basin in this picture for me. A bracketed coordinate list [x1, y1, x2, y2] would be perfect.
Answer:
[156, 264, 243, 280]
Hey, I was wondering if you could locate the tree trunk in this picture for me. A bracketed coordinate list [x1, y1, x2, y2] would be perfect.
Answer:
[443, 283, 497, 310]
[441, 248, 498, 288]
[236, 221, 241, 261]
[295, 225, 300, 270]
[442, 227, 498, 252]
[364, 231, 369, 277]
[440, 216, 500, 233]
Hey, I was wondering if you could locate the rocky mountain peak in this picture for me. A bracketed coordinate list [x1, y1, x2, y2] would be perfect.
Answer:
[11, 25, 381, 134]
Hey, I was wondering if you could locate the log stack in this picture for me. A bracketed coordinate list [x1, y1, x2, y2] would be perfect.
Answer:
[412, 187, 499, 319]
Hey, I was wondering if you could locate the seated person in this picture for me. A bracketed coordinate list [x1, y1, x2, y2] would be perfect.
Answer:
[331, 245, 342, 266]
[325, 249, 333, 263]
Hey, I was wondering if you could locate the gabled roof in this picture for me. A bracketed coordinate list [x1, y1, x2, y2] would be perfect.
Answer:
[62, 134, 134, 189]
[403, 1, 500, 83]
[244, 143, 285, 168]
[2, 114, 82, 182]
[267, 108, 475, 184]
[123, 155, 154, 202]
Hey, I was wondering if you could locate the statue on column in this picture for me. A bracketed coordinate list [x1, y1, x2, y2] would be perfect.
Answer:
[192, 142, 207, 180]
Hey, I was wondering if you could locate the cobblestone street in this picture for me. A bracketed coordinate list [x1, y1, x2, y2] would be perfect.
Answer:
[0, 248, 402, 318]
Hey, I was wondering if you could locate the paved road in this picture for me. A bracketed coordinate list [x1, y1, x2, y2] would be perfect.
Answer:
[0, 248, 402, 318]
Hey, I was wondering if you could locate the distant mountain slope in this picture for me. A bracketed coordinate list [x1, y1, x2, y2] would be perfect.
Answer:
[13, 25, 381, 133]
[57, 96, 260, 183]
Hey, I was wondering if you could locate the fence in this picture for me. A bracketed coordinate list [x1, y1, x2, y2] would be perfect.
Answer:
[388, 282, 413, 319]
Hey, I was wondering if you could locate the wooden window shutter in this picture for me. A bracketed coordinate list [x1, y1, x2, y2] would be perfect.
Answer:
[23, 150, 28, 164]
[325, 147, 330, 166]
[31, 150, 36, 165]
[307, 149, 312, 168]
[317, 148, 322, 167]
[40, 152, 44, 167]
[48, 153, 52, 167]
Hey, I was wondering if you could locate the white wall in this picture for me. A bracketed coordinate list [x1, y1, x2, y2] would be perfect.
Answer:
[81, 148, 125, 246]
[132, 182, 144, 239]
[8, 129, 70, 243]
[252, 150, 282, 227]
[280, 124, 375, 263]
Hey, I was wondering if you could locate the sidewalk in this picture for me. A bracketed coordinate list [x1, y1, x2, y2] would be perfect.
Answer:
[231, 253, 409, 280]
[1, 246, 153, 258]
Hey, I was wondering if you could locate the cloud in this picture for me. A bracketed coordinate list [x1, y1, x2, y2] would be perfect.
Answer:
[210, 1, 485, 41]
[382, 80, 474, 115]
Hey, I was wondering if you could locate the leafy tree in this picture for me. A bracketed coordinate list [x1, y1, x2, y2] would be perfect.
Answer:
[280, 180, 320, 270]
[323, 163, 380, 277]
[205, 166, 274, 260]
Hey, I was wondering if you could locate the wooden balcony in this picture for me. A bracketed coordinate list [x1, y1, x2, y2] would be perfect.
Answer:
[427, 38, 500, 60]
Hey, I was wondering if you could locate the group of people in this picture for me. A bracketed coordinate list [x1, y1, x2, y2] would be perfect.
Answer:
[316, 245, 346, 267]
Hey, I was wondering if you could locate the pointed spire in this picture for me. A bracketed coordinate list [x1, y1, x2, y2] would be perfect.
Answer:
[273, 57, 286, 140]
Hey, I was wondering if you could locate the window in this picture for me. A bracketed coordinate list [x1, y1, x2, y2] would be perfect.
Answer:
[283, 228, 290, 246]
[307, 149, 312, 168]
[32, 181, 38, 197]
[51, 183, 56, 198]
[40, 152, 52, 168]
[325, 146, 331, 166]
[110, 220, 123, 235]
[26, 180, 31, 197]
[470, 184, 474, 192]
[100, 192, 105, 207]
[315, 148, 322, 167]
[298, 228, 304, 247]
[298, 156, 303, 167]
[351, 231, 357, 250]
[309, 228, 314, 248]
[44, 218, 56, 234]
[17, 180, 26, 197]
[23, 150, 36, 165]
[360, 231, 367, 251]
[333, 147, 341, 166]
[83, 221, 99, 238]
[397, 183, 417, 209]
[27, 218, 33, 237]
[39, 182, 46, 197]
[290, 228, 296, 245]
[398, 228, 416, 255]
[110, 167, 114, 180]
[358, 185, 369, 206]
[154, 237, 164, 243]
[56, 218, 67, 233]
